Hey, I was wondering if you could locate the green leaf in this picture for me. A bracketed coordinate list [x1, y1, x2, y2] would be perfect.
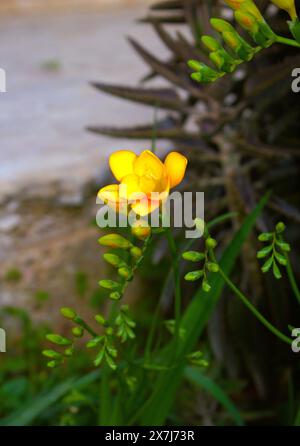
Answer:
[0, 371, 101, 426]
[185, 367, 244, 426]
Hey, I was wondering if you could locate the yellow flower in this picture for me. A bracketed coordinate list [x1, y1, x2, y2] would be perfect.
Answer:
[98, 149, 187, 216]
[269, 0, 297, 19]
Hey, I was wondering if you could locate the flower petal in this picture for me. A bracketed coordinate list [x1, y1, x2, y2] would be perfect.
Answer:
[109, 150, 137, 181]
[134, 150, 164, 180]
[164, 152, 187, 188]
[98, 184, 120, 204]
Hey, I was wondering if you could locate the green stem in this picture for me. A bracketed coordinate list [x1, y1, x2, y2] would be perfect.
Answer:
[216, 263, 292, 345]
[275, 35, 300, 48]
[209, 245, 291, 345]
[286, 255, 300, 305]
[166, 228, 181, 348]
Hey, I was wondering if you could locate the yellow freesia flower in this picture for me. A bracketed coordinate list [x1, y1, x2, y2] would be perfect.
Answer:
[269, 0, 297, 19]
[98, 150, 187, 216]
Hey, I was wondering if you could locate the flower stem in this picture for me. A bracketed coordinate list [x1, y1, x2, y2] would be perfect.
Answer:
[210, 253, 292, 345]
[166, 228, 181, 348]
[275, 35, 300, 48]
[285, 254, 300, 305]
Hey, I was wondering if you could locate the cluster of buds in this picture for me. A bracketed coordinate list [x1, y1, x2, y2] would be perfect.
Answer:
[257, 221, 290, 279]
[183, 220, 219, 293]
[98, 229, 149, 301]
[188, 0, 297, 84]
[44, 303, 136, 370]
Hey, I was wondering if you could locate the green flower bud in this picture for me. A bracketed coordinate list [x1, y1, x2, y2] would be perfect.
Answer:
[118, 267, 133, 280]
[258, 232, 273, 242]
[261, 256, 273, 273]
[103, 253, 123, 267]
[109, 291, 121, 301]
[46, 333, 72, 346]
[64, 347, 74, 357]
[42, 349, 63, 359]
[210, 18, 233, 33]
[275, 222, 286, 233]
[182, 251, 205, 262]
[257, 245, 273, 258]
[60, 307, 77, 320]
[86, 336, 103, 348]
[275, 240, 290, 252]
[201, 35, 221, 52]
[202, 279, 211, 293]
[194, 218, 205, 236]
[274, 252, 287, 266]
[184, 270, 204, 281]
[98, 234, 132, 249]
[72, 326, 84, 338]
[189, 61, 222, 83]
[99, 279, 120, 290]
[273, 262, 282, 280]
[106, 327, 114, 336]
[47, 360, 62, 368]
[206, 262, 219, 272]
[205, 237, 217, 249]
[202, 280, 211, 293]
[95, 314, 106, 325]
[130, 246, 143, 260]
[234, 10, 258, 32]
[188, 59, 203, 71]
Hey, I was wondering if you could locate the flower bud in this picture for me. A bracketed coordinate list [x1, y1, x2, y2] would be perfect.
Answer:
[182, 251, 205, 262]
[109, 291, 121, 301]
[99, 279, 120, 290]
[202, 279, 211, 293]
[46, 333, 73, 346]
[131, 221, 151, 240]
[60, 307, 77, 320]
[275, 222, 286, 233]
[210, 18, 233, 33]
[235, 10, 258, 32]
[184, 270, 204, 281]
[98, 234, 132, 249]
[205, 237, 217, 249]
[72, 326, 84, 338]
[206, 262, 219, 272]
[103, 253, 123, 267]
[118, 267, 133, 280]
[201, 35, 221, 52]
[130, 246, 143, 260]
[95, 314, 106, 325]
[64, 347, 74, 357]
[42, 349, 63, 359]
